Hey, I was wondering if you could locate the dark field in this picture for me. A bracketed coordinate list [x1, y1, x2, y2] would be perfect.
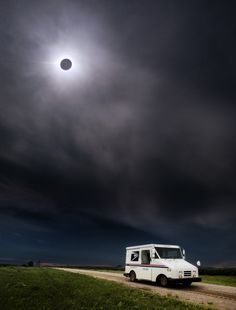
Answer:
[0, 267, 212, 310]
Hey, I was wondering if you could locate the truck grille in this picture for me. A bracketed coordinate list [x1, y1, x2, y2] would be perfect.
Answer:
[184, 271, 191, 277]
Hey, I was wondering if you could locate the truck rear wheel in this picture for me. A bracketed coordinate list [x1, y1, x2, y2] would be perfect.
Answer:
[129, 271, 136, 282]
[159, 275, 168, 287]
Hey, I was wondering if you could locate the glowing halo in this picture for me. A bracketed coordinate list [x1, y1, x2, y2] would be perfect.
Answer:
[46, 45, 89, 88]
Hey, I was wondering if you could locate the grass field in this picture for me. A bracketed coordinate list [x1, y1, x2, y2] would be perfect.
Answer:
[200, 275, 236, 287]
[0, 267, 212, 310]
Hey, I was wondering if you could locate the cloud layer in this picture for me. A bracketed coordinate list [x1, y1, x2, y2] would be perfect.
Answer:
[0, 0, 235, 266]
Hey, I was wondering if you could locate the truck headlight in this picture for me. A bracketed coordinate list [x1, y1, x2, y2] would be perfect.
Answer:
[178, 271, 183, 278]
[193, 270, 196, 277]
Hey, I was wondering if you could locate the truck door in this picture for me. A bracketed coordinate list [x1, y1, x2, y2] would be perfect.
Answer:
[140, 249, 152, 280]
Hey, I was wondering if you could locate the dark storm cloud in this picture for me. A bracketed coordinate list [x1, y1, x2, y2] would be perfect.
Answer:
[0, 0, 236, 265]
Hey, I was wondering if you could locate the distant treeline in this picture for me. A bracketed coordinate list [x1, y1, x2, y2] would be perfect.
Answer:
[199, 268, 236, 276]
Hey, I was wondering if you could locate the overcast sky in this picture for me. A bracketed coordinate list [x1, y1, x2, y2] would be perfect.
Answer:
[0, 0, 235, 266]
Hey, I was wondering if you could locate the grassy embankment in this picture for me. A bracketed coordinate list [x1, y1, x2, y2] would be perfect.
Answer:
[0, 267, 212, 310]
[200, 275, 236, 287]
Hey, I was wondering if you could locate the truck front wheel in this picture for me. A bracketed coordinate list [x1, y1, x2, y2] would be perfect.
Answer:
[129, 271, 136, 282]
[158, 275, 168, 287]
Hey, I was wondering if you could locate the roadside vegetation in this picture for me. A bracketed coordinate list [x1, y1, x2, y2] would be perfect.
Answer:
[0, 267, 212, 310]
[199, 268, 236, 286]
[200, 275, 236, 287]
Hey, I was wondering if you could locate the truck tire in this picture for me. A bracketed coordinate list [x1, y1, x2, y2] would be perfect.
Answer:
[159, 275, 168, 287]
[129, 271, 136, 282]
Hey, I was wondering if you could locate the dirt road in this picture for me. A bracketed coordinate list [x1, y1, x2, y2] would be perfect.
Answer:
[55, 268, 236, 310]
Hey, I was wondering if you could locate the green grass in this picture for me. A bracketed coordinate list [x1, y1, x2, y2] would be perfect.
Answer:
[201, 275, 236, 287]
[0, 267, 213, 310]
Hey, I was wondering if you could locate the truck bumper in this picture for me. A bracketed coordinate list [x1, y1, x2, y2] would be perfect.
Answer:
[168, 277, 201, 284]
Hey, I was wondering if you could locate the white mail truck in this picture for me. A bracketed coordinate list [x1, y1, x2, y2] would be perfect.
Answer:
[124, 244, 201, 287]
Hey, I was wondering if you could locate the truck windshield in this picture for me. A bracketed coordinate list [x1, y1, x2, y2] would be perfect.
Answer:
[155, 247, 182, 259]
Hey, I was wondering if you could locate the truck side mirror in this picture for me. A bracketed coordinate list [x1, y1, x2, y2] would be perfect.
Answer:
[182, 248, 185, 259]
[197, 260, 201, 267]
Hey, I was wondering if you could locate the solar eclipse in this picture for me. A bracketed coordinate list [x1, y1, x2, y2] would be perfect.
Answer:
[60, 58, 72, 71]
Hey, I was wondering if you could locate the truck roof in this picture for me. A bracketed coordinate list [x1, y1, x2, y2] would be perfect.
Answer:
[126, 244, 180, 250]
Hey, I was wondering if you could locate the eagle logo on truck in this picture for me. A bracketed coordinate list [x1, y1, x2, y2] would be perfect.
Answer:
[131, 251, 139, 261]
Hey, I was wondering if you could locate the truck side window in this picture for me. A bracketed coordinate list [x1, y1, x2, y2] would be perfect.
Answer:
[131, 251, 139, 261]
[141, 250, 151, 264]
